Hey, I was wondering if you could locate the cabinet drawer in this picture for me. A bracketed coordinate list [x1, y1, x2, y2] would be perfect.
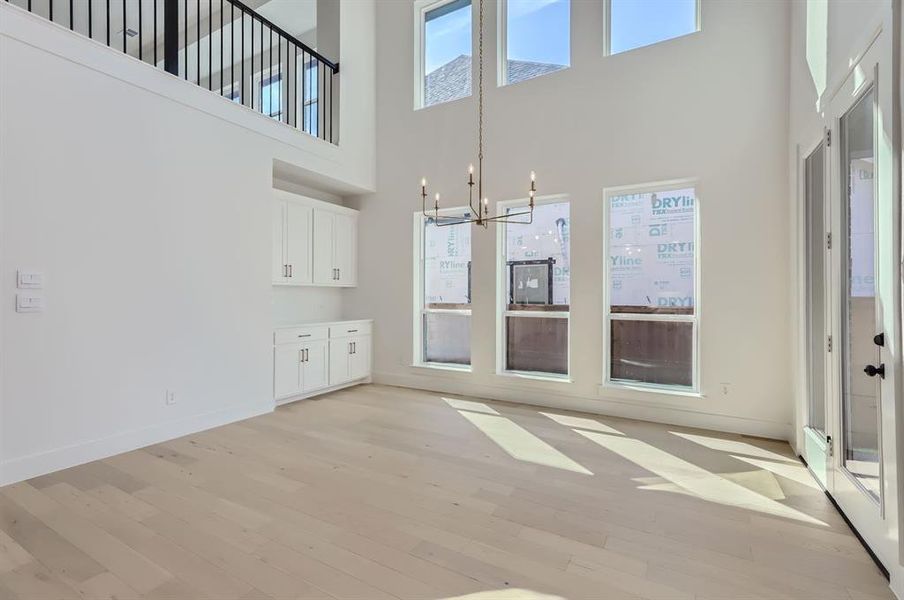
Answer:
[275, 326, 329, 345]
[329, 322, 372, 339]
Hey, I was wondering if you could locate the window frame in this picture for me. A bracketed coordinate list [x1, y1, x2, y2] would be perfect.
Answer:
[295, 55, 321, 136]
[602, 178, 701, 394]
[495, 194, 572, 381]
[252, 67, 285, 119]
[412, 208, 473, 372]
[413, 0, 473, 110]
[603, 0, 702, 57]
[496, 0, 571, 87]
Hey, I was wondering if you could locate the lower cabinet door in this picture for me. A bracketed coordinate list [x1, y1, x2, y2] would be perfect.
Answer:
[274, 345, 302, 399]
[329, 339, 351, 386]
[301, 340, 329, 392]
[349, 336, 371, 380]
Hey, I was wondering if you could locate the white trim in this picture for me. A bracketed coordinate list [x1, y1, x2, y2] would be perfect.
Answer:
[0, 401, 273, 486]
[496, 194, 571, 378]
[373, 373, 790, 441]
[602, 177, 701, 394]
[276, 379, 371, 407]
[603, 0, 702, 57]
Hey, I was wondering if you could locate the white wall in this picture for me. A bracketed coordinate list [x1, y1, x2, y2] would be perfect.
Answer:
[346, 0, 792, 439]
[0, 0, 374, 484]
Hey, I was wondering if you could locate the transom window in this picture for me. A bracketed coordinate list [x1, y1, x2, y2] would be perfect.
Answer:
[498, 198, 570, 377]
[499, 0, 570, 86]
[415, 0, 473, 108]
[415, 210, 473, 367]
[607, 0, 700, 56]
[604, 181, 698, 390]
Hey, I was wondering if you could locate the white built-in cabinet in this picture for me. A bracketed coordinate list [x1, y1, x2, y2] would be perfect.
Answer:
[274, 320, 372, 403]
[272, 191, 358, 287]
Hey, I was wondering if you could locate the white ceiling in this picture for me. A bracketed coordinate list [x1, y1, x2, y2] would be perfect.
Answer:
[255, 0, 317, 37]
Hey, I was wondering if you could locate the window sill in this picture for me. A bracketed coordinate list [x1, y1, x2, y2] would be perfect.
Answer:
[599, 381, 703, 400]
[497, 370, 572, 384]
[411, 362, 472, 374]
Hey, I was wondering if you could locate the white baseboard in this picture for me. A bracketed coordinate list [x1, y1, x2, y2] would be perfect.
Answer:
[276, 377, 370, 406]
[373, 371, 791, 441]
[0, 401, 273, 486]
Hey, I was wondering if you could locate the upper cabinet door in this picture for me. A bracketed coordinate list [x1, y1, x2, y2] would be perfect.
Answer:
[272, 201, 287, 284]
[334, 213, 358, 286]
[285, 203, 313, 284]
[312, 209, 336, 284]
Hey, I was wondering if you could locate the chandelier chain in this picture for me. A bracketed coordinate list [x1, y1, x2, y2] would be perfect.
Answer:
[477, 0, 484, 175]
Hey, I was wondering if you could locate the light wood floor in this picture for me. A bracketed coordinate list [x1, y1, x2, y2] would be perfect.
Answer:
[0, 384, 892, 600]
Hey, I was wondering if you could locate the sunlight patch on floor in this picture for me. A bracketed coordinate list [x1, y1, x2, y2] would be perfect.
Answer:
[540, 412, 624, 435]
[577, 430, 826, 526]
[457, 411, 593, 475]
[732, 455, 821, 491]
[670, 431, 797, 463]
[443, 397, 500, 415]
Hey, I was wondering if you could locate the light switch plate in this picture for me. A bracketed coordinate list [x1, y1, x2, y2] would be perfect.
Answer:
[17, 270, 44, 289]
[16, 293, 44, 313]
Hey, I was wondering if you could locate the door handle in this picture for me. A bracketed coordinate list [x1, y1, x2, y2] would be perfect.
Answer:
[304, 349, 308, 362]
[351, 342, 356, 354]
[864, 363, 886, 378]
[288, 264, 293, 278]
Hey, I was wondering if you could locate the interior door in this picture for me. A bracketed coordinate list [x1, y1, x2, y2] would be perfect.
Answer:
[313, 209, 335, 284]
[802, 139, 830, 489]
[285, 203, 313, 284]
[302, 340, 329, 392]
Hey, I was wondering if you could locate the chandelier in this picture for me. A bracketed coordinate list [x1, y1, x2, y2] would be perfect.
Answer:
[420, 0, 536, 228]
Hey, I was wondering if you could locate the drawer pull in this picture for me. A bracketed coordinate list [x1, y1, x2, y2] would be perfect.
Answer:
[347, 329, 358, 333]
[298, 334, 311, 338]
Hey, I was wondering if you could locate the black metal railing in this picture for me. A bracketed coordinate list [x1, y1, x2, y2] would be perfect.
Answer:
[6, 0, 339, 143]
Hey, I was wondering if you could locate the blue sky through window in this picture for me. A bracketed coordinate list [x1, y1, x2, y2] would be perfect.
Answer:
[609, 0, 697, 55]
[425, 1, 472, 74]
[507, 0, 569, 68]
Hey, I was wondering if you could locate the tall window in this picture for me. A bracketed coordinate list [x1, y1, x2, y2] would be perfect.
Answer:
[499, 198, 570, 377]
[500, 0, 570, 86]
[607, 0, 700, 55]
[255, 71, 283, 119]
[416, 0, 472, 108]
[605, 181, 698, 390]
[416, 211, 472, 367]
[297, 58, 320, 137]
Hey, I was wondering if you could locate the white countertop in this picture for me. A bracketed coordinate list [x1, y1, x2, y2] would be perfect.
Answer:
[274, 318, 373, 330]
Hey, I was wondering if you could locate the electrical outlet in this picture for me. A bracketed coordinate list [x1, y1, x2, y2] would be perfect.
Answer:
[165, 391, 176, 405]
[720, 383, 731, 396]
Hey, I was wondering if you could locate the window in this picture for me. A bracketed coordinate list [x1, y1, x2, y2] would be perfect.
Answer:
[254, 70, 283, 119]
[604, 181, 698, 390]
[296, 58, 320, 137]
[415, 210, 472, 367]
[607, 0, 700, 55]
[221, 83, 242, 104]
[500, 0, 570, 86]
[499, 198, 570, 377]
[416, 0, 472, 108]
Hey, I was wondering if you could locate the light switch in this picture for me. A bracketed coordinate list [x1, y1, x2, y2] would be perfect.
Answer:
[16, 293, 44, 313]
[17, 270, 43, 289]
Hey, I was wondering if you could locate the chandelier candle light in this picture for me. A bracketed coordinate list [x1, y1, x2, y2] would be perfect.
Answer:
[420, 0, 536, 228]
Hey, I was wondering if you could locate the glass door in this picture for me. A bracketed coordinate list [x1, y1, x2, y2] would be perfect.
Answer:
[803, 140, 830, 489]
[838, 87, 882, 503]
